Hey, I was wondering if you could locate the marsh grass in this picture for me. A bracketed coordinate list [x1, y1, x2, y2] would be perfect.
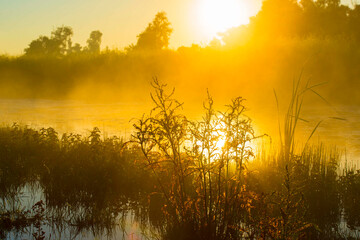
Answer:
[0, 124, 153, 239]
[132, 78, 360, 239]
[0, 80, 360, 239]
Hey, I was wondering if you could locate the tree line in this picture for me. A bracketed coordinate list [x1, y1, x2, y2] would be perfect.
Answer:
[221, 0, 360, 46]
[22, 0, 360, 58]
[25, 27, 103, 57]
[24, 11, 172, 58]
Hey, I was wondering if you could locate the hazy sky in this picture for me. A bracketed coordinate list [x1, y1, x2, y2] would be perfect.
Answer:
[0, 0, 264, 55]
[0, 0, 352, 55]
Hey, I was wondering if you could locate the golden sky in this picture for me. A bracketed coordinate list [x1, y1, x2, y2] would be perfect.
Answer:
[0, 0, 262, 55]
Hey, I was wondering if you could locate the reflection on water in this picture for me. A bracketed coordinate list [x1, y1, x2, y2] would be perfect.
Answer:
[3, 184, 149, 240]
[1, 107, 360, 239]
[300, 105, 360, 169]
[0, 99, 359, 166]
[0, 124, 157, 239]
[0, 99, 144, 137]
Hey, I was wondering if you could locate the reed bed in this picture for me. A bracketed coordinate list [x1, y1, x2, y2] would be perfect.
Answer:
[0, 80, 360, 239]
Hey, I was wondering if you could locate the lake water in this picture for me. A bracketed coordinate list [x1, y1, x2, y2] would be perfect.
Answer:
[1, 98, 360, 239]
[0, 98, 359, 168]
[3, 185, 150, 240]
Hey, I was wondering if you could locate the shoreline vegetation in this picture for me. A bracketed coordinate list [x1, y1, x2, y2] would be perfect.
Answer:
[1, 1, 360, 104]
[1, 80, 360, 239]
[1, 36, 360, 105]
[1, 0, 360, 239]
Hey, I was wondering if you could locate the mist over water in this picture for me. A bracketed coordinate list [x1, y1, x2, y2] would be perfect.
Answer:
[2, 1, 360, 239]
[0, 98, 359, 168]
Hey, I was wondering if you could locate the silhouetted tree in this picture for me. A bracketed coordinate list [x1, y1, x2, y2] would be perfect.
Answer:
[51, 26, 73, 55]
[249, 0, 303, 38]
[24, 36, 53, 56]
[86, 30, 103, 54]
[24, 26, 73, 57]
[317, 0, 340, 8]
[133, 11, 173, 51]
[218, 0, 356, 47]
[70, 43, 82, 54]
[349, 4, 360, 40]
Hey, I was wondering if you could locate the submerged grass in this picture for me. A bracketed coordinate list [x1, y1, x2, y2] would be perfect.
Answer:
[0, 124, 153, 238]
[131, 79, 360, 239]
[0, 80, 359, 239]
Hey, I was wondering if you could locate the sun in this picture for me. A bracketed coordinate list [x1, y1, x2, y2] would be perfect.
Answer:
[215, 135, 226, 152]
[197, 0, 250, 39]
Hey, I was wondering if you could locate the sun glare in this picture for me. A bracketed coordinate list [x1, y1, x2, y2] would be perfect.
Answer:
[215, 135, 226, 152]
[197, 0, 250, 39]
